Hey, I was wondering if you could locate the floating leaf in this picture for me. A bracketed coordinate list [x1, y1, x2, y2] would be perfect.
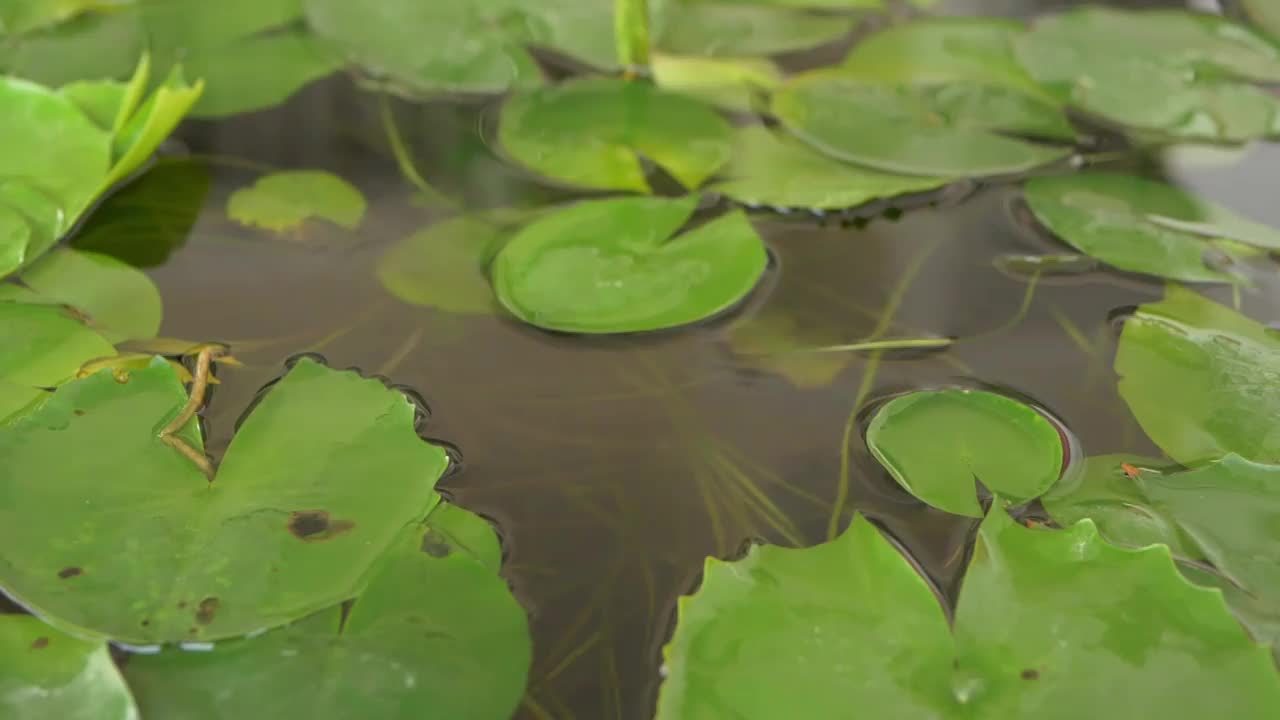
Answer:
[0, 614, 138, 720]
[1024, 172, 1280, 284]
[15, 248, 162, 342]
[124, 502, 530, 720]
[377, 217, 508, 315]
[499, 77, 731, 193]
[1116, 285, 1280, 466]
[714, 126, 948, 210]
[0, 382, 47, 425]
[0, 0, 124, 35]
[0, 357, 449, 644]
[1017, 8, 1280, 142]
[0, 9, 144, 87]
[0, 302, 115, 388]
[657, 509, 1280, 717]
[1046, 454, 1280, 650]
[772, 70, 1072, 177]
[492, 195, 767, 334]
[651, 54, 780, 113]
[228, 171, 366, 232]
[655, 3, 854, 57]
[866, 389, 1062, 517]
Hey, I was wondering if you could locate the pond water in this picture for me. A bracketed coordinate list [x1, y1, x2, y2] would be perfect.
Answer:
[6, 0, 1280, 717]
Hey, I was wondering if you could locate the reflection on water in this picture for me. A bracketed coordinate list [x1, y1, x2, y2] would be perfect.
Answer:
[72, 12, 1280, 720]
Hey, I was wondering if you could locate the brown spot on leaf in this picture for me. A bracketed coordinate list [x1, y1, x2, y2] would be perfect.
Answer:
[195, 597, 219, 625]
[140, 619, 151, 627]
[177, 601, 187, 609]
[1021, 669, 1040, 680]
[73, 409, 85, 416]
[286, 510, 355, 542]
[57, 566, 82, 579]
[30, 637, 48, 649]
[420, 530, 451, 558]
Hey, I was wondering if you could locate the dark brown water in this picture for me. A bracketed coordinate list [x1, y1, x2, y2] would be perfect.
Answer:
[63, 2, 1280, 716]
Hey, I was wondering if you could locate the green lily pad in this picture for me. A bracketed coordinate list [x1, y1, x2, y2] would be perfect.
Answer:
[840, 17, 1062, 110]
[1046, 454, 1280, 650]
[1016, 8, 1280, 142]
[1116, 285, 1280, 465]
[772, 70, 1072, 177]
[377, 217, 507, 315]
[1024, 172, 1280, 284]
[0, 382, 48, 425]
[498, 77, 732, 193]
[15, 248, 162, 342]
[0, 614, 138, 720]
[866, 389, 1063, 517]
[657, 509, 1280, 717]
[227, 171, 366, 232]
[0, 356, 450, 644]
[0, 302, 115, 388]
[491, 195, 767, 334]
[0, 8, 144, 87]
[0, 0, 121, 35]
[655, 3, 854, 57]
[124, 502, 531, 720]
[651, 54, 780, 113]
[713, 125, 948, 210]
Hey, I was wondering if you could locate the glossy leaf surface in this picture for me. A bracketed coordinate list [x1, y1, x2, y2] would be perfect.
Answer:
[0, 357, 449, 644]
[227, 171, 366, 232]
[499, 77, 731, 193]
[492, 196, 767, 334]
[0, 614, 138, 720]
[866, 389, 1063, 517]
[16, 248, 162, 342]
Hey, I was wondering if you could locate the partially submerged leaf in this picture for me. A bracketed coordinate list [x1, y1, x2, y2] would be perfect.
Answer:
[1017, 8, 1280, 142]
[227, 171, 366, 232]
[714, 126, 948, 210]
[866, 389, 1063, 517]
[0, 0, 124, 35]
[658, 510, 1280, 717]
[377, 217, 506, 315]
[772, 70, 1072, 177]
[0, 357, 450, 643]
[16, 248, 162, 342]
[491, 196, 768, 334]
[124, 502, 529, 719]
[498, 77, 732, 193]
[1116, 285, 1280, 465]
[0, 614, 138, 720]
[1024, 172, 1280, 284]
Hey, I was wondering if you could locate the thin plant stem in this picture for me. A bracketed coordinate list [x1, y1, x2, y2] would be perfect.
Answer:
[377, 94, 457, 210]
[762, 336, 953, 356]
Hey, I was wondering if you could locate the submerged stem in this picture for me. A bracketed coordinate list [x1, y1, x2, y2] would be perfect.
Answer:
[377, 94, 457, 210]
[762, 336, 953, 356]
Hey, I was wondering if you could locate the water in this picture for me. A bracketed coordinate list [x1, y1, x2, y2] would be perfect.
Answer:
[41, 1, 1280, 716]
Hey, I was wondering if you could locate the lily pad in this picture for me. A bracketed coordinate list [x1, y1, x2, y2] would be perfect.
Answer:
[498, 77, 732, 193]
[714, 125, 948, 210]
[658, 509, 1280, 717]
[0, 356, 450, 644]
[1046, 454, 1280, 650]
[0, 302, 115, 388]
[865, 389, 1063, 517]
[1016, 8, 1280, 142]
[227, 171, 366, 232]
[771, 70, 1072, 177]
[0, 0, 120, 35]
[0, 8, 144, 87]
[1116, 285, 1280, 466]
[1024, 172, 1280, 284]
[0, 614, 138, 720]
[124, 502, 531, 720]
[491, 195, 767, 334]
[651, 54, 780, 113]
[377, 217, 507, 315]
[655, 3, 854, 57]
[15, 248, 162, 342]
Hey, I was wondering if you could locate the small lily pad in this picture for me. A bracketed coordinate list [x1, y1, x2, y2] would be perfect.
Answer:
[1016, 8, 1280, 142]
[772, 70, 1072, 177]
[492, 195, 768, 334]
[865, 389, 1063, 517]
[1116, 284, 1280, 466]
[0, 614, 138, 720]
[1024, 172, 1280, 284]
[714, 125, 949, 210]
[16, 248, 162, 342]
[228, 171, 366, 232]
[657, 509, 1280, 717]
[498, 77, 732, 193]
[124, 502, 531, 720]
[0, 356, 450, 644]
[377, 217, 507, 315]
